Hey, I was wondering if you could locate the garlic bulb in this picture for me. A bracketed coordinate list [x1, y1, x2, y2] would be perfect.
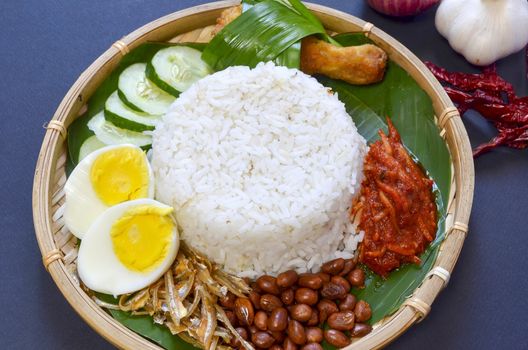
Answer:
[435, 0, 528, 66]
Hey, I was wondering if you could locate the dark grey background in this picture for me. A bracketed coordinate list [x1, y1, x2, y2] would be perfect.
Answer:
[1, 1, 527, 349]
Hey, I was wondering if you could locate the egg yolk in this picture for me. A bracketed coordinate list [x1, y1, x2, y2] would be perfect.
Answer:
[90, 147, 149, 206]
[111, 205, 174, 272]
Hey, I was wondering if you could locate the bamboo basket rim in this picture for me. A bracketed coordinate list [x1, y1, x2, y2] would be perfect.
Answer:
[32, 1, 474, 349]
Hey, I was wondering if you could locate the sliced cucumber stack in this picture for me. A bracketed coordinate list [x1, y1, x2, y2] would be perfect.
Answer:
[146, 46, 212, 96]
[88, 111, 152, 147]
[117, 63, 175, 115]
[104, 91, 161, 132]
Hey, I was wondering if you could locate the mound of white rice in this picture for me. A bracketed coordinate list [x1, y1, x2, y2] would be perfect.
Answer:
[151, 62, 367, 278]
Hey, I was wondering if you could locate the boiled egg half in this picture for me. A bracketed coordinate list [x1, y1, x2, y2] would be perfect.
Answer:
[77, 198, 179, 295]
[64, 144, 154, 239]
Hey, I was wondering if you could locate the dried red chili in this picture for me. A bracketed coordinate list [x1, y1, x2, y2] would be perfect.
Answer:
[472, 125, 528, 156]
[444, 87, 528, 125]
[426, 63, 516, 100]
[425, 61, 528, 157]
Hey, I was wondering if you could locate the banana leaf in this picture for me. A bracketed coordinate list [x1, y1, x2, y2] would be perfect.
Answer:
[241, 0, 302, 69]
[66, 42, 207, 173]
[328, 82, 388, 142]
[202, 0, 328, 70]
[332, 32, 374, 46]
[273, 42, 301, 69]
[242, 0, 326, 33]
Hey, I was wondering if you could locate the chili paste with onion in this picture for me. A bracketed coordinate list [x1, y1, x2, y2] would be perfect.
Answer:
[353, 119, 437, 277]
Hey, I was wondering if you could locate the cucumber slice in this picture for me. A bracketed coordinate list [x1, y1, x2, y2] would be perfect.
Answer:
[147, 46, 212, 96]
[117, 63, 175, 115]
[78, 135, 106, 161]
[88, 111, 152, 147]
[104, 91, 161, 132]
[117, 89, 143, 112]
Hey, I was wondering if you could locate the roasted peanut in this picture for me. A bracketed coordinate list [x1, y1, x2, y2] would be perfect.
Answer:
[305, 327, 323, 343]
[268, 307, 289, 331]
[226, 310, 238, 326]
[233, 327, 248, 347]
[281, 289, 295, 305]
[321, 258, 345, 275]
[248, 325, 258, 334]
[257, 275, 281, 295]
[236, 327, 249, 339]
[351, 323, 372, 337]
[255, 311, 269, 330]
[338, 294, 357, 312]
[290, 304, 313, 322]
[301, 343, 323, 350]
[270, 330, 286, 343]
[317, 272, 331, 283]
[321, 282, 347, 300]
[295, 288, 318, 305]
[330, 276, 351, 292]
[306, 309, 319, 326]
[316, 299, 338, 323]
[327, 311, 355, 331]
[231, 327, 249, 347]
[252, 331, 275, 348]
[260, 294, 284, 312]
[339, 258, 356, 277]
[283, 337, 298, 350]
[251, 281, 262, 293]
[324, 329, 351, 348]
[270, 345, 283, 350]
[354, 300, 372, 322]
[249, 291, 262, 310]
[347, 268, 365, 287]
[277, 270, 298, 288]
[220, 292, 237, 309]
[298, 273, 324, 290]
[287, 320, 307, 345]
[235, 298, 255, 326]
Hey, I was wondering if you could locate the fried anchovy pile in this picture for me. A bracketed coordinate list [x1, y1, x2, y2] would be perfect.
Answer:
[90, 243, 253, 350]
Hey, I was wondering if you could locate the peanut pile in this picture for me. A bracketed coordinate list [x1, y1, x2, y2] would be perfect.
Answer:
[220, 258, 373, 349]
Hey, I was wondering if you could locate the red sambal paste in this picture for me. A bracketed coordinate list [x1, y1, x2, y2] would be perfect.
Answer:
[353, 119, 437, 277]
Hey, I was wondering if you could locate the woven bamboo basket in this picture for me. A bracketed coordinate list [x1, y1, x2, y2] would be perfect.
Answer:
[33, 1, 474, 349]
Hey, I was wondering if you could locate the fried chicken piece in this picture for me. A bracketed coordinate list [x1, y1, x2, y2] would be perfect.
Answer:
[211, 5, 243, 37]
[300, 36, 388, 85]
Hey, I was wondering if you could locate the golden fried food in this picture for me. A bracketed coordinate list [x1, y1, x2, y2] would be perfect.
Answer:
[212, 5, 243, 37]
[300, 36, 388, 85]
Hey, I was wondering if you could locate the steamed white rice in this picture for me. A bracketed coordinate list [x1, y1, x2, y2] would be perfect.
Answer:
[151, 62, 367, 278]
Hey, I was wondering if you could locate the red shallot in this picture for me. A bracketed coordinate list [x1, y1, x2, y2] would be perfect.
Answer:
[367, 0, 439, 17]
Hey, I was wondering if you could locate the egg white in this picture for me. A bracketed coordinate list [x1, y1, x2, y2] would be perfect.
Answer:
[64, 144, 154, 239]
[77, 198, 179, 296]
